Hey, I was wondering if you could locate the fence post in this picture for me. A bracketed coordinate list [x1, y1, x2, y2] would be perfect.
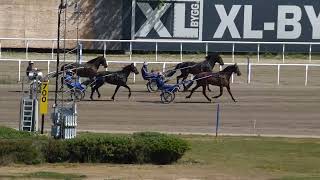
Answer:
[277, 64, 280, 85]
[129, 42, 132, 61]
[305, 65, 309, 86]
[133, 62, 136, 83]
[205, 43, 208, 56]
[0, 40, 2, 59]
[309, 44, 312, 63]
[247, 57, 251, 84]
[257, 44, 260, 62]
[162, 63, 166, 72]
[180, 43, 183, 62]
[282, 44, 285, 63]
[232, 43, 235, 62]
[18, 60, 21, 82]
[155, 42, 158, 62]
[26, 40, 29, 60]
[103, 41, 107, 58]
[47, 61, 50, 74]
[215, 103, 220, 137]
[51, 40, 55, 60]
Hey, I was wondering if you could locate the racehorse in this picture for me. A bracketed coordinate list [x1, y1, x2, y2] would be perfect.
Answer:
[59, 56, 107, 89]
[186, 64, 241, 102]
[87, 63, 139, 101]
[60, 56, 108, 78]
[165, 53, 224, 91]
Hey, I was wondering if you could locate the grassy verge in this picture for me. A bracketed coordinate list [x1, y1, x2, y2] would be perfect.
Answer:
[180, 135, 320, 179]
[0, 171, 86, 180]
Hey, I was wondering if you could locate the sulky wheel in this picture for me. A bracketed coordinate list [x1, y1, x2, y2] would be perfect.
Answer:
[160, 91, 175, 104]
[147, 79, 158, 92]
[71, 89, 85, 102]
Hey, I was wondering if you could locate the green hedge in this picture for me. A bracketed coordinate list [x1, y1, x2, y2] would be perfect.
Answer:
[0, 127, 190, 165]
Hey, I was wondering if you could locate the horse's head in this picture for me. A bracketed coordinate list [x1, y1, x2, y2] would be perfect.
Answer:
[206, 53, 224, 66]
[124, 63, 139, 75]
[88, 56, 108, 69]
[234, 63, 241, 76]
[130, 63, 139, 75]
[99, 56, 108, 68]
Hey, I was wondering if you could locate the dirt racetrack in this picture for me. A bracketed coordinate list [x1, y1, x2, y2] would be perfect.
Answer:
[1, 82, 320, 137]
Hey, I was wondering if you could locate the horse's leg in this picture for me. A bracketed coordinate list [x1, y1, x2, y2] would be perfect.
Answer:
[96, 88, 101, 98]
[226, 85, 237, 102]
[181, 76, 189, 91]
[90, 86, 95, 100]
[176, 72, 187, 84]
[122, 85, 132, 98]
[213, 86, 223, 99]
[111, 85, 120, 101]
[186, 84, 200, 99]
[207, 84, 212, 92]
[202, 85, 211, 102]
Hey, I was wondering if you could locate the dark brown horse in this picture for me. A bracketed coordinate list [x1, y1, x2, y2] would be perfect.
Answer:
[87, 63, 139, 101]
[186, 64, 241, 102]
[166, 53, 224, 91]
[58, 56, 107, 89]
[60, 56, 108, 78]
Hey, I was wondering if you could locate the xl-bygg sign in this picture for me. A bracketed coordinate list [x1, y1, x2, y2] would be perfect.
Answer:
[132, 0, 320, 42]
[133, 0, 203, 40]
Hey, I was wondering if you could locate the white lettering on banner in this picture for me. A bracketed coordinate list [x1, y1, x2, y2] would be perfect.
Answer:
[213, 5, 241, 39]
[190, 3, 200, 27]
[174, 3, 198, 38]
[135, 3, 172, 38]
[277, 6, 302, 39]
[243, 5, 263, 39]
[305, 6, 320, 39]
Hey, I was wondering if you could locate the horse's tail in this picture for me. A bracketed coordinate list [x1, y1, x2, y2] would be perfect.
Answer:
[165, 63, 181, 77]
[82, 79, 94, 87]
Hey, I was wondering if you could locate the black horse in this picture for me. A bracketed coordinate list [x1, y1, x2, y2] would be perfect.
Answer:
[166, 53, 224, 91]
[186, 64, 241, 102]
[88, 63, 139, 101]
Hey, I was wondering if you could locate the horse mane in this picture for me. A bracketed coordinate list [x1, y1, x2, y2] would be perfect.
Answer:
[87, 56, 104, 64]
[221, 64, 236, 73]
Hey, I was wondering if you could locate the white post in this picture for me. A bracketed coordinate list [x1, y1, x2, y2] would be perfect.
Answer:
[231, 73, 234, 83]
[106, 61, 109, 71]
[232, 43, 235, 62]
[257, 44, 260, 62]
[18, 60, 21, 82]
[277, 64, 280, 85]
[47, 61, 50, 74]
[155, 42, 158, 62]
[282, 44, 285, 63]
[309, 44, 312, 63]
[129, 42, 132, 61]
[133, 62, 136, 83]
[0, 40, 2, 59]
[305, 65, 308, 86]
[205, 43, 208, 56]
[162, 63, 166, 72]
[180, 43, 183, 62]
[248, 64, 251, 84]
[103, 42, 107, 58]
[26, 40, 29, 60]
[51, 40, 55, 60]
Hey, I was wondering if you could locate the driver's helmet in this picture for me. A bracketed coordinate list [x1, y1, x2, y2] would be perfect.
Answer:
[28, 61, 34, 65]
[143, 62, 148, 66]
[66, 70, 73, 76]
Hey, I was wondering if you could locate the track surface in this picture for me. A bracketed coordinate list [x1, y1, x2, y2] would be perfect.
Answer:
[1, 83, 320, 136]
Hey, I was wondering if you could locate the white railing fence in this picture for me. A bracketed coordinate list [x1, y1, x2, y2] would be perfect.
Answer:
[1, 58, 320, 86]
[0, 38, 320, 63]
